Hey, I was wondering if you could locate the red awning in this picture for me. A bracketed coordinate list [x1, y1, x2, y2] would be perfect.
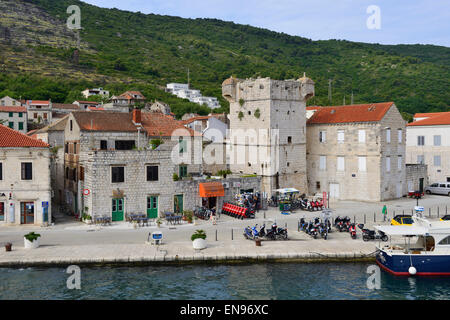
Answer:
[199, 182, 225, 197]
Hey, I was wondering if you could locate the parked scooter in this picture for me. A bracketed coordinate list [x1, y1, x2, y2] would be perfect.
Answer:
[334, 216, 344, 232]
[243, 226, 254, 240]
[341, 216, 352, 232]
[349, 223, 357, 239]
[271, 222, 288, 240]
[318, 221, 328, 240]
[358, 224, 389, 242]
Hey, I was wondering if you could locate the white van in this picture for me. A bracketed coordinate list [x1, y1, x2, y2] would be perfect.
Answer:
[424, 183, 450, 196]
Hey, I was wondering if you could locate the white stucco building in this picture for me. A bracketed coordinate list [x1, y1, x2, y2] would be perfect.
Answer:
[0, 124, 51, 226]
[406, 112, 450, 183]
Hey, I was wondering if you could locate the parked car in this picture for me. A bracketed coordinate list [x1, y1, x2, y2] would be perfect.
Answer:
[440, 215, 450, 222]
[391, 215, 414, 226]
[424, 183, 450, 196]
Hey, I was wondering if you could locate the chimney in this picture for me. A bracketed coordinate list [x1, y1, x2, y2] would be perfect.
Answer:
[132, 108, 141, 125]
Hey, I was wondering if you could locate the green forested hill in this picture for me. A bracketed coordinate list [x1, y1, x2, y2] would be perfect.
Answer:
[0, 0, 448, 119]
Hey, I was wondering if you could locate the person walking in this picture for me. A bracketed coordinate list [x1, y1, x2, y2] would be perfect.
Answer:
[382, 205, 388, 222]
[210, 207, 217, 225]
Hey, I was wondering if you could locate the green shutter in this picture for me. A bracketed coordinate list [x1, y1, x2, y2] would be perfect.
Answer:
[18, 122, 24, 130]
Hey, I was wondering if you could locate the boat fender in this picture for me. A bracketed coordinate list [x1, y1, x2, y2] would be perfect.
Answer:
[408, 267, 417, 275]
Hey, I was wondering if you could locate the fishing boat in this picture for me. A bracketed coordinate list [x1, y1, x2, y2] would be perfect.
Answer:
[375, 215, 450, 276]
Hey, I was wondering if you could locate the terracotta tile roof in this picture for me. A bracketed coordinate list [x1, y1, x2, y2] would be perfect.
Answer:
[27, 100, 50, 105]
[0, 106, 27, 113]
[88, 106, 105, 111]
[0, 124, 49, 148]
[75, 101, 99, 105]
[307, 102, 394, 125]
[181, 116, 211, 125]
[72, 111, 138, 132]
[118, 91, 146, 100]
[71, 111, 200, 136]
[141, 112, 201, 137]
[408, 112, 450, 126]
[306, 106, 322, 111]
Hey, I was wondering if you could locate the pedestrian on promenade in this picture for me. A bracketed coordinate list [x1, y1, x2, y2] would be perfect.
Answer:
[211, 207, 217, 225]
[382, 205, 388, 222]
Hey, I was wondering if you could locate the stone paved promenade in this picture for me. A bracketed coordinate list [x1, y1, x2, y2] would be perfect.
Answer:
[0, 234, 377, 267]
[0, 195, 448, 267]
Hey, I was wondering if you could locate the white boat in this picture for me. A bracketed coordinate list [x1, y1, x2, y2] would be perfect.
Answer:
[375, 216, 450, 276]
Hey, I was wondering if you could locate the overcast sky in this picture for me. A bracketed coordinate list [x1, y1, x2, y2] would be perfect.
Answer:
[82, 0, 449, 47]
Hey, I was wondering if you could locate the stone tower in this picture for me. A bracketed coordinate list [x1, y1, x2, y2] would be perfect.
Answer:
[222, 76, 314, 196]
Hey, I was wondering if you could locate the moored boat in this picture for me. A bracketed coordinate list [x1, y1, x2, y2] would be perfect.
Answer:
[375, 216, 450, 276]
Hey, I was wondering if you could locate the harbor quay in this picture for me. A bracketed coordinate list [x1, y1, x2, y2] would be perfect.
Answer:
[0, 195, 448, 267]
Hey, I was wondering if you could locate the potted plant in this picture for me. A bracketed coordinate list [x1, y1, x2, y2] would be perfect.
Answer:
[5, 242, 12, 252]
[24, 232, 41, 249]
[82, 212, 92, 224]
[183, 210, 193, 223]
[191, 230, 207, 250]
[156, 218, 162, 228]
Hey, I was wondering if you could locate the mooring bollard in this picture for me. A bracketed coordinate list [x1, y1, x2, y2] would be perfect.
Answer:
[429, 207, 431, 217]
[374, 212, 376, 223]
[364, 214, 366, 224]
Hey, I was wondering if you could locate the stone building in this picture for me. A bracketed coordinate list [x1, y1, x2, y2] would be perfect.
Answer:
[0, 124, 51, 226]
[26, 100, 52, 124]
[81, 87, 110, 99]
[31, 116, 68, 207]
[406, 112, 450, 183]
[306, 102, 407, 202]
[406, 164, 428, 193]
[0, 96, 22, 107]
[0, 106, 27, 133]
[62, 109, 203, 217]
[222, 75, 315, 196]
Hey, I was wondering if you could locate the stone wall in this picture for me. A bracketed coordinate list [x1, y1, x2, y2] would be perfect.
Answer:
[81, 146, 261, 219]
[406, 164, 428, 192]
[306, 104, 406, 202]
[223, 77, 313, 196]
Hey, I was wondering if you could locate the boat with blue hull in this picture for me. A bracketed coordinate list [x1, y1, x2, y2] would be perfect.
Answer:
[375, 216, 450, 276]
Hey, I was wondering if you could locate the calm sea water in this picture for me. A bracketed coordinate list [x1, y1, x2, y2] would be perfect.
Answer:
[0, 263, 449, 300]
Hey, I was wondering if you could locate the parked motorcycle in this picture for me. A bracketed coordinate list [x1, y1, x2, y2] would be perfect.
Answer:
[341, 216, 352, 232]
[349, 223, 357, 239]
[271, 222, 288, 240]
[318, 222, 328, 240]
[358, 224, 389, 242]
[299, 218, 309, 232]
[334, 216, 344, 232]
